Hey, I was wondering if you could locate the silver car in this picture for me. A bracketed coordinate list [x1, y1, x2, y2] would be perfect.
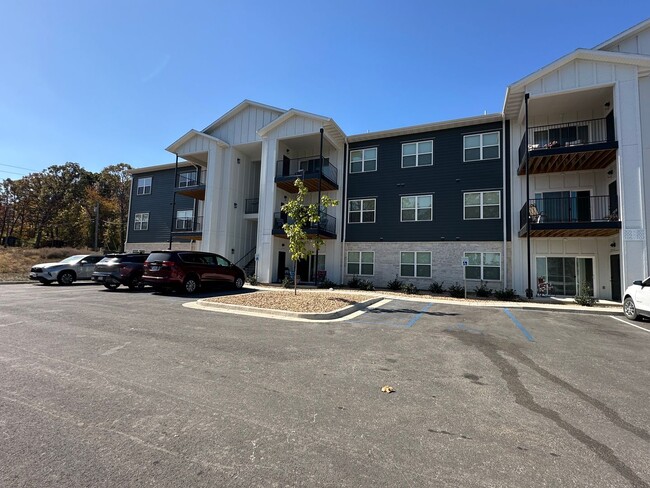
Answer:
[29, 254, 104, 285]
[623, 277, 650, 320]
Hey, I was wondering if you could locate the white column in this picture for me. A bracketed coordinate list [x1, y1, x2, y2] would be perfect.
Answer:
[201, 141, 224, 253]
[214, 147, 233, 257]
[256, 137, 278, 283]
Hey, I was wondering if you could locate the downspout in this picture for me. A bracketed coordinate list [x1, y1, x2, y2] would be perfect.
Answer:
[525, 94, 533, 299]
[502, 115, 507, 291]
[169, 153, 179, 249]
[125, 176, 133, 251]
[340, 141, 348, 285]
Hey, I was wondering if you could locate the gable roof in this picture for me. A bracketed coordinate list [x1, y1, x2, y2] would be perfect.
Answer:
[503, 48, 650, 118]
[166, 129, 229, 153]
[593, 18, 650, 51]
[256, 108, 346, 143]
[202, 99, 286, 134]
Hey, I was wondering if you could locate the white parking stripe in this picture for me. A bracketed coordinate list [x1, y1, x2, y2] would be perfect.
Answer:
[609, 315, 650, 333]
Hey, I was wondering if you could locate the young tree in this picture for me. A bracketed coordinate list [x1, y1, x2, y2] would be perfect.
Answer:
[282, 178, 338, 295]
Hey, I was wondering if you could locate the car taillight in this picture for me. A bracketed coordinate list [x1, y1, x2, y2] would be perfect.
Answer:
[162, 261, 175, 267]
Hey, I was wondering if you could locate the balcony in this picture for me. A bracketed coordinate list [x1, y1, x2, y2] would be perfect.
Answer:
[275, 156, 338, 193]
[245, 198, 259, 214]
[172, 216, 203, 239]
[175, 168, 205, 200]
[272, 211, 337, 239]
[519, 195, 620, 238]
[517, 113, 617, 175]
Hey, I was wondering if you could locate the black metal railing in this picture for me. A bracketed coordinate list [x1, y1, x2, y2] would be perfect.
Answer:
[519, 195, 618, 229]
[176, 168, 204, 188]
[174, 215, 203, 232]
[245, 198, 259, 214]
[518, 113, 616, 163]
[275, 156, 338, 183]
[234, 246, 256, 268]
[273, 211, 337, 235]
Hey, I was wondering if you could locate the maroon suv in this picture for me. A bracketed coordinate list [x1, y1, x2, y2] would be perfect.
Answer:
[143, 251, 246, 294]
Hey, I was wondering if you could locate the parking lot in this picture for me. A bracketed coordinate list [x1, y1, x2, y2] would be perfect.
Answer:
[0, 283, 648, 487]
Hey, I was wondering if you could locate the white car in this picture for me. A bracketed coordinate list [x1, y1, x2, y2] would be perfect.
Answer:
[29, 254, 104, 285]
[623, 277, 650, 320]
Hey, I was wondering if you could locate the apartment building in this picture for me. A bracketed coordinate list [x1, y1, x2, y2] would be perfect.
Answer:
[505, 19, 650, 300]
[125, 19, 650, 300]
[345, 116, 510, 289]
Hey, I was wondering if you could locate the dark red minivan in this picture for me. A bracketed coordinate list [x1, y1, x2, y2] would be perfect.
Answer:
[143, 251, 246, 294]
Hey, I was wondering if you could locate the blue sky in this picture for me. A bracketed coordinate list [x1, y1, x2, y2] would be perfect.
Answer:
[0, 1, 647, 178]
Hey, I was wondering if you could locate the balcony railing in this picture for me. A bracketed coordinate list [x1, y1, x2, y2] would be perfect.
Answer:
[275, 156, 338, 184]
[519, 195, 618, 230]
[245, 198, 259, 214]
[273, 211, 337, 236]
[175, 168, 205, 188]
[518, 112, 616, 164]
[174, 216, 203, 232]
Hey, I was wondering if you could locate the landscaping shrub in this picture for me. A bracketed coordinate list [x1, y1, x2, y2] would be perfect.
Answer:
[428, 281, 445, 294]
[494, 288, 519, 301]
[448, 283, 465, 298]
[358, 279, 375, 291]
[574, 283, 596, 306]
[474, 282, 492, 298]
[281, 277, 292, 288]
[317, 279, 337, 289]
[387, 276, 404, 291]
[246, 274, 259, 286]
[401, 282, 418, 295]
[347, 275, 361, 289]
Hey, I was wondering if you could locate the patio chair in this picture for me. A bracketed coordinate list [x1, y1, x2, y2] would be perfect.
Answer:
[529, 204, 544, 223]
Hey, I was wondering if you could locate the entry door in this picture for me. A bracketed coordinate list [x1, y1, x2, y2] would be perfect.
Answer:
[608, 181, 618, 216]
[610, 254, 621, 302]
[277, 252, 286, 281]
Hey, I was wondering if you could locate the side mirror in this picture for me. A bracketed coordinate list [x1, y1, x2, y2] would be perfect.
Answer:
[633, 280, 643, 286]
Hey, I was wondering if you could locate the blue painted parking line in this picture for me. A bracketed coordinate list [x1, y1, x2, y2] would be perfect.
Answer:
[404, 302, 434, 328]
[503, 308, 535, 342]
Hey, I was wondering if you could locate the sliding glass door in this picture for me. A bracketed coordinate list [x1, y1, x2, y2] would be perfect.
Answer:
[536, 257, 594, 296]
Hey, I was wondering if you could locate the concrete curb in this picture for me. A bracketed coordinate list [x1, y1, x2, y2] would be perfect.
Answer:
[196, 296, 384, 320]
[0, 281, 30, 285]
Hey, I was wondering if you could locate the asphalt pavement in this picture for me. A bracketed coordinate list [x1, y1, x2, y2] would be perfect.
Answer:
[0, 283, 648, 487]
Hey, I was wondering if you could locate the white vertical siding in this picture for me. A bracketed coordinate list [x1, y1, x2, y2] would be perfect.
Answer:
[210, 107, 283, 145]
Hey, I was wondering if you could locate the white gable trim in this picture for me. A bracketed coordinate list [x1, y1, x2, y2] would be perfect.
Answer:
[593, 18, 650, 51]
[256, 108, 330, 137]
[202, 100, 285, 134]
[166, 129, 229, 154]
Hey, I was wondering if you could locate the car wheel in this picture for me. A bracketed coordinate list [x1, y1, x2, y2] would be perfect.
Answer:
[57, 271, 75, 285]
[128, 275, 145, 291]
[234, 276, 245, 289]
[104, 283, 120, 291]
[623, 297, 638, 320]
[182, 276, 199, 294]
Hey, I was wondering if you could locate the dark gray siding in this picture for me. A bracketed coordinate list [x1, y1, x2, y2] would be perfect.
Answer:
[127, 168, 196, 244]
[346, 121, 509, 242]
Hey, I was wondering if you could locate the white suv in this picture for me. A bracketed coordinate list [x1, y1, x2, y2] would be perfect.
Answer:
[30, 254, 104, 285]
[623, 277, 650, 320]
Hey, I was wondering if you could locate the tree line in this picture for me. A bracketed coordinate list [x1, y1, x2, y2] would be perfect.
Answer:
[0, 162, 132, 250]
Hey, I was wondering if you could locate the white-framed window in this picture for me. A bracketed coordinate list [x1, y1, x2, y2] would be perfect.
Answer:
[464, 191, 501, 219]
[137, 177, 152, 195]
[402, 140, 433, 168]
[348, 198, 376, 223]
[178, 170, 198, 187]
[176, 209, 194, 230]
[133, 212, 149, 231]
[401, 195, 433, 222]
[400, 251, 432, 278]
[463, 132, 500, 162]
[349, 148, 377, 173]
[347, 251, 374, 276]
[464, 252, 501, 280]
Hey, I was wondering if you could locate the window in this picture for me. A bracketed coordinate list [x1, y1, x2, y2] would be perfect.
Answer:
[347, 251, 374, 276]
[176, 209, 193, 230]
[348, 198, 376, 223]
[178, 170, 197, 187]
[402, 141, 433, 168]
[401, 195, 433, 222]
[464, 191, 501, 219]
[349, 148, 377, 173]
[134, 212, 149, 231]
[464, 252, 501, 280]
[137, 177, 152, 195]
[463, 132, 500, 162]
[400, 252, 431, 278]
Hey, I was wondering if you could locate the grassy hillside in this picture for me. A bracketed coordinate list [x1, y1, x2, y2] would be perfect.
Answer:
[0, 247, 91, 282]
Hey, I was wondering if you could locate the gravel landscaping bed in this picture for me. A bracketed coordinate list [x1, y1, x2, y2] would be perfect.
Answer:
[204, 291, 374, 313]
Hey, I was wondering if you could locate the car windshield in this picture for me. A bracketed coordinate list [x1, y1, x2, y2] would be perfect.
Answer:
[147, 252, 173, 262]
[60, 255, 86, 264]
